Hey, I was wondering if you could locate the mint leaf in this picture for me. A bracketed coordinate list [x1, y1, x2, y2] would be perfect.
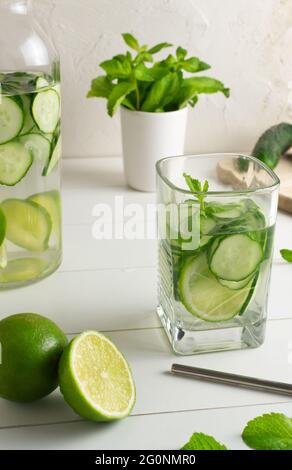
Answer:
[100, 58, 131, 79]
[176, 83, 199, 109]
[107, 82, 135, 116]
[148, 42, 172, 54]
[183, 174, 209, 216]
[137, 52, 153, 64]
[189, 96, 199, 108]
[141, 72, 181, 112]
[176, 46, 187, 60]
[203, 180, 209, 192]
[182, 57, 210, 73]
[134, 64, 155, 82]
[87, 76, 113, 98]
[181, 432, 227, 450]
[242, 413, 292, 450]
[280, 249, 292, 263]
[182, 77, 230, 97]
[122, 33, 140, 51]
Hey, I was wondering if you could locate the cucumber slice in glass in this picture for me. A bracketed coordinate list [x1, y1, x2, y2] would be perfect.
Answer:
[200, 216, 217, 235]
[42, 135, 61, 176]
[35, 77, 50, 90]
[28, 191, 61, 244]
[209, 234, 263, 281]
[207, 202, 243, 220]
[218, 274, 254, 290]
[179, 253, 253, 322]
[19, 95, 34, 135]
[1, 199, 52, 252]
[0, 142, 33, 186]
[28, 126, 54, 142]
[0, 96, 24, 144]
[32, 89, 60, 133]
[19, 133, 51, 164]
[0, 258, 47, 283]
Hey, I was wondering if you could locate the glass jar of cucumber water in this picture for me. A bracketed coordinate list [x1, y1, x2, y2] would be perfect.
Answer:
[0, 0, 62, 288]
[157, 154, 279, 355]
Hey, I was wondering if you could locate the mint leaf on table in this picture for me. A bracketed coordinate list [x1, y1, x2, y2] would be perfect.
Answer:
[242, 413, 292, 450]
[280, 249, 292, 263]
[181, 432, 227, 450]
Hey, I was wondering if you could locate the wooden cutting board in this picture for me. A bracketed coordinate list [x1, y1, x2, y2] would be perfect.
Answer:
[217, 156, 292, 214]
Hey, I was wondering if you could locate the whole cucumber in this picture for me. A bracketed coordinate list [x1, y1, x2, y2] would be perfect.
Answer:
[252, 122, 292, 169]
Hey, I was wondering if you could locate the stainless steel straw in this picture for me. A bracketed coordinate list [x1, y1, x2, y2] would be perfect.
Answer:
[171, 364, 292, 397]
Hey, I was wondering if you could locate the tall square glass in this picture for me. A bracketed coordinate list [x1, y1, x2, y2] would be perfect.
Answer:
[156, 154, 279, 355]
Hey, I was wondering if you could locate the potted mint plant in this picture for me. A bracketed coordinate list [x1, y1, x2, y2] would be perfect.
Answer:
[88, 34, 229, 192]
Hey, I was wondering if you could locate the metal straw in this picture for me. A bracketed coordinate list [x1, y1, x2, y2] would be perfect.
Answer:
[171, 363, 292, 397]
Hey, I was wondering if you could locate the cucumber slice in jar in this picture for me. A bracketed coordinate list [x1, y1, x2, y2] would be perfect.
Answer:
[32, 89, 60, 133]
[28, 191, 61, 244]
[179, 253, 253, 322]
[19, 95, 34, 135]
[0, 208, 7, 269]
[19, 133, 51, 165]
[0, 243, 7, 269]
[1, 199, 52, 252]
[0, 207, 6, 246]
[209, 233, 263, 282]
[0, 142, 33, 185]
[0, 257, 47, 283]
[42, 135, 61, 176]
[0, 96, 24, 144]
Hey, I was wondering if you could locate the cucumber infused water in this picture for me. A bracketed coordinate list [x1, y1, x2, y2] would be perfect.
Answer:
[0, 72, 62, 288]
[157, 154, 279, 355]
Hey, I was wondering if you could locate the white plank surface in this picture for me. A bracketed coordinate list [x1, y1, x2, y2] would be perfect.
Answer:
[0, 157, 292, 450]
[0, 319, 292, 428]
[0, 268, 158, 332]
[1, 402, 292, 450]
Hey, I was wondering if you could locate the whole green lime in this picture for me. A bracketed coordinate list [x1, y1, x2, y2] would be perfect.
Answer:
[0, 313, 67, 402]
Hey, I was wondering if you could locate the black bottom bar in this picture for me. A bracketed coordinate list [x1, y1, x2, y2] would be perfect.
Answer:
[1, 450, 292, 466]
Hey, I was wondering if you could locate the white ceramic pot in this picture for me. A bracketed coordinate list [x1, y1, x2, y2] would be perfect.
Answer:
[120, 106, 188, 192]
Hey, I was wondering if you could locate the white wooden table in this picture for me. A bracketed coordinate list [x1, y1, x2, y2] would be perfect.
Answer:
[1, 157, 292, 450]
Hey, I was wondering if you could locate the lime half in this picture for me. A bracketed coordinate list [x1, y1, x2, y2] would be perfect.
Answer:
[59, 331, 136, 422]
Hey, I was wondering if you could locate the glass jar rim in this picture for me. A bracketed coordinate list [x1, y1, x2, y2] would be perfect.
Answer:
[156, 153, 280, 196]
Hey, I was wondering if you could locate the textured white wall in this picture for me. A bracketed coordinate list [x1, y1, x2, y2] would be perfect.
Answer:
[34, 0, 292, 158]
